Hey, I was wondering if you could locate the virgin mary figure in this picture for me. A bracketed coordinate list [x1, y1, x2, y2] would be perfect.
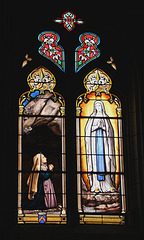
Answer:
[85, 100, 116, 192]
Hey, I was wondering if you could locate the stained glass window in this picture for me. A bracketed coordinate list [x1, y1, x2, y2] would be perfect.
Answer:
[75, 32, 100, 72]
[76, 68, 126, 224]
[53, 11, 84, 31]
[38, 32, 65, 72]
[18, 66, 66, 224]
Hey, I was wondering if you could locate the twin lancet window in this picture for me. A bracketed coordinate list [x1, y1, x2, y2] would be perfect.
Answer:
[18, 66, 126, 224]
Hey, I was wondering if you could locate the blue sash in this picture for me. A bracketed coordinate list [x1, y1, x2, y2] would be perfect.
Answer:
[96, 128, 105, 181]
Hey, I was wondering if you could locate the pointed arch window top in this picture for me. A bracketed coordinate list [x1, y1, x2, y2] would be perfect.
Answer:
[19, 66, 65, 115]
[27, 66, 56, 92]
[76, 68, 121, 117]
[84, 68, 112, 94]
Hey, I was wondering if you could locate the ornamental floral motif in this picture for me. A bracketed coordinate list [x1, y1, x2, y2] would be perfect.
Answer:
[38, 31, 65, 71]
[75, 33, 100, 72]
[53, 11, 84, 31]
[84, 68, 112, 93]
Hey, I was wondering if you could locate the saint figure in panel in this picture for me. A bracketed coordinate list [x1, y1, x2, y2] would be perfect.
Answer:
[85, 100, 116, 192]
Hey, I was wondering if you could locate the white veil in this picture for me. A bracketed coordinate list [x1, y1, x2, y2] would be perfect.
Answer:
[85, 100, 116, 191]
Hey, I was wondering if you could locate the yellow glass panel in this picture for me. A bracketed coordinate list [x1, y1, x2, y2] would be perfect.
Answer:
[79, 92, 120, 189]
[76, 68, 126, 219]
